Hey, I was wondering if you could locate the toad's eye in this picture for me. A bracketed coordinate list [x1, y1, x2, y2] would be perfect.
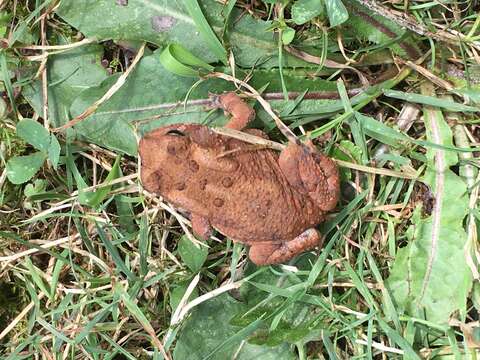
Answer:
[166, 129, 185, 137]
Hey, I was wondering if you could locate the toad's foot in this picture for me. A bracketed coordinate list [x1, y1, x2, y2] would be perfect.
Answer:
[248, 228, 323, 266]
[191, 214, 213, 240]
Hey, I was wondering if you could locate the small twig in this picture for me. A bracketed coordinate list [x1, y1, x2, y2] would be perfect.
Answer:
[403, 60, 454, 92]
[53, 43, 146, 132]
[171, 279, 244, 325]
[20, 37, 96, 51]
[355, 339, 404, 355]
[213, 127, 420, 179]
[0, 234, 80, 264]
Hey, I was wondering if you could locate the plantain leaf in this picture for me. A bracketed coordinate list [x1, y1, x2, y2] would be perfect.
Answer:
[387, 99, 472, 324]
[6, 152, 47, 184]
[56, 0, 308, 69]
[16, 119, 50, 152]
[291, 0, 324, 25]
[173, 293, 295, 360]
[22, 44, 108, 128]
[324, 0, 348, 27]
[177, 235, 209, 273]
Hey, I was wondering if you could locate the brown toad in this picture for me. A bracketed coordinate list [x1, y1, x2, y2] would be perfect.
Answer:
[139, 93, 339, 265]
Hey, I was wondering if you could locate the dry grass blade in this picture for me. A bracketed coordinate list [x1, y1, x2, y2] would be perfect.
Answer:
[214, 127, 419, 179]
[171, 280, 244, 325]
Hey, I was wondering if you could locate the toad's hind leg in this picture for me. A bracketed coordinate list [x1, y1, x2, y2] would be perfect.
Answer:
[278, 142, 340, 212]
[248, 228, 323, 266]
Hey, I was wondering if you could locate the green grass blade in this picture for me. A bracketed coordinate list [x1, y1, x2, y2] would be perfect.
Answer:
[385, 89, 480, 112]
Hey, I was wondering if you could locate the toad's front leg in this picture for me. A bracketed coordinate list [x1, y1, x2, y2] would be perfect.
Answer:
[211, 92, 255, 131]
[248, 228, 323, 265]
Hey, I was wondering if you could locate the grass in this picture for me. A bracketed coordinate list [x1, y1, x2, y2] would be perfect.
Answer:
[1, 0, 480, 359]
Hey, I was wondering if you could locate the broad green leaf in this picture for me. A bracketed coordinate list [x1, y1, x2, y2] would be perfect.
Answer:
[177, 235, 208, 273]
[56, 0, 308, 69]
[48, 134, 61, 169]
[281, 27, 296, 45]
[6, 152, 47, 184]
[173, 293, 295, 360]
[387, 102, 472, 324]
[341, 1, 417, 58]
[16, 119, 51, 152]
[324, 0, 348, 27]
[291, 0, 324, 25]
[56, 0, 217, 62]
[23, 44, 108, 128]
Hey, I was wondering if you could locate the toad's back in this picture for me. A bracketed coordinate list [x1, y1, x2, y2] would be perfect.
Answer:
[144, 128, 326, 244]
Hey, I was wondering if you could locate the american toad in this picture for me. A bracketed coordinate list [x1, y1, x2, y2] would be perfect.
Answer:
[139, 93, 339, 265]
